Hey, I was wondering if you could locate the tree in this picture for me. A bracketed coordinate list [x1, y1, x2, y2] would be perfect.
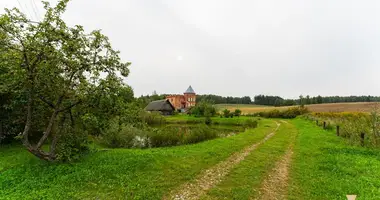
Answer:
[189, 100, 216, 117]
[299, 95, 305, 107]
[0, 0, 130, 161]
[223, 109, 231, 118]
[234, 109, 242, 117]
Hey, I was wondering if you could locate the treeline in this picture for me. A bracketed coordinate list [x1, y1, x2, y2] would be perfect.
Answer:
[254, 95, 380, 107]
[138, 93, 380, 107]
[137, 94, 253, 105]
[253, 95, 296, 106]
[196, 95, 252, 104]
[299, 95, 380, 104]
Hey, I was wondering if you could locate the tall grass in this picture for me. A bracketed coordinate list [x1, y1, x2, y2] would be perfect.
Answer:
[304, 110, 380, 148]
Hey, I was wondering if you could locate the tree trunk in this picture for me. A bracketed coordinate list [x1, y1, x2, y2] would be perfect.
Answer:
[22, 84, 33, 149]
[0, 120, 3, 144]
[36, 109, 59, 148]
[49, 113, 66, 158]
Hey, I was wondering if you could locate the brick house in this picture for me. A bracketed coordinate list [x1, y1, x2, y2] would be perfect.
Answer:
[166, 86, 196, 111]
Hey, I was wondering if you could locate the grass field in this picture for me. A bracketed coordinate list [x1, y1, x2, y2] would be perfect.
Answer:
[1, 118, 380, 199]
[217, 102, 380, 114]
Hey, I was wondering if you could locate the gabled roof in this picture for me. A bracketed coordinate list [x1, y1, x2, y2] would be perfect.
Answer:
[145, 99, 175, 111]
[184, 85, 195, 94]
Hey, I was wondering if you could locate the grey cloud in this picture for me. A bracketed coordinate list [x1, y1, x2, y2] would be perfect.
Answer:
[1, 0, 380, 98]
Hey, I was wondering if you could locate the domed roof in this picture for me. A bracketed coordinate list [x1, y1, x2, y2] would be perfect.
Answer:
[184, 85, 195, 94]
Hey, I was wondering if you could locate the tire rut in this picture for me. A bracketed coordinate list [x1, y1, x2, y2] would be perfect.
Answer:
[254, 124, 296, 200]
[165, 122, 281, 200]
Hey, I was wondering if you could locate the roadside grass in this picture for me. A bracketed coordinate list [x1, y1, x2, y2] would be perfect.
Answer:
[0, 119, 276, 200]
[200, 120, 297, 200]
[288, 118, 380, 200]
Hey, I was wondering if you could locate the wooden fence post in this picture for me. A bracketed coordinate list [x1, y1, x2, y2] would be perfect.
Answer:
[336, 125, 340, 136]
[323, 121, 326, 129]
[360, 133, 365, 146]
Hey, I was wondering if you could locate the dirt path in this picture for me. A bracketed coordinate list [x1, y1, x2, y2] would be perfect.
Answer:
[255, 125, 296, 200]
[165, 122, 281, 200]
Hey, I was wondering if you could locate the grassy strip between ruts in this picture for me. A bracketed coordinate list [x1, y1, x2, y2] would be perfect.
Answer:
[288, 118, 380, 200]
[0, 119, 276, 200]
[200, 120, 297, 200]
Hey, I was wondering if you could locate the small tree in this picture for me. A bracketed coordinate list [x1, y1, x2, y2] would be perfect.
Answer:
[234, 109, 242, 117]
[223, 109, 230, 118]
[0, 0, 130, 161]
[189, 100, 216, 117]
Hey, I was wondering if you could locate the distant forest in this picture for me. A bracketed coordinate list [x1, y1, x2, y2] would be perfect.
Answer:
[254, 95, 380, 107]
[137, 94, 380, 107]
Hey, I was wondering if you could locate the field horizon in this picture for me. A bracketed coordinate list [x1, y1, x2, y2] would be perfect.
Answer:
[216, 102, 380, 114]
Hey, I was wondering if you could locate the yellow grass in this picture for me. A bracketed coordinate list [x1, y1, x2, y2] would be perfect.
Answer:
[216, 102, 380, 114]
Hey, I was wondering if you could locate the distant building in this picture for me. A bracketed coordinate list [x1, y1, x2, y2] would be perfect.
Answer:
[144, 99, 175, 115]
[166, 86, 196, 111]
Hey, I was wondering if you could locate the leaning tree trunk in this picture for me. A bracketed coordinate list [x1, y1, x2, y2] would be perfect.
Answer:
[0, 120, 3, 144]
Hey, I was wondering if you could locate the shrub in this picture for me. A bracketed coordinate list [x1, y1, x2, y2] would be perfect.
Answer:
[234, 109, 242, 117]
[56, 124, 90, 162]
[140, 111, 166, 125]
[100, 117, 149, 148]
[257, 106, 309, 119]
[205, 116, 212, 125]
[183, 125, 218, 144]
[189, 100, 216, 117]
[244, 119, 258, 128]
[223, 109, 231, 118]
[149, 127, 183, 147]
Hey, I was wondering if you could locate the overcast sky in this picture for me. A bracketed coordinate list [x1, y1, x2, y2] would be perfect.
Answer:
[2, 1, 380, 98]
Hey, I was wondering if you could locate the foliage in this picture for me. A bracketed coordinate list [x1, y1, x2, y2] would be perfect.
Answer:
[140, 111, 166, 126]
[197, 94, 252, 104]
[183, 125, 218, 144]
[205, 116, 212, 125]
[234, 109, 242, 117]
[305, 107, 380, 147]
[0, 120, 275, 199]
[243, 119, 258, 129]
[136, 94, 167, 108]
[223, 109, 231, 118]
[256, 106, 309, 119]
[254, 94, 380, 106]
[100, 118, 149, 148]
[0, 0, 131, 161]
[148, 127, 183, 147]
[165, 115, 260, 127]
[55, 123, 90, 162]
[189, 100, 216, 117]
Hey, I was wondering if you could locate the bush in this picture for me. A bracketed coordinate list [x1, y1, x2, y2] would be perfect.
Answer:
[205, 116, 212, 125]
[56, 124, 90, 162]
[149, 127, 183, 147]
[100, 117, 149, 148]
[140, 111, 166, 125]
[223, 109, 231, 118]
[183, 125, 218, 144]
[244, 119, 258, 128]
[257, 106, 309, 119]
[189, 100, 216, 117]
[234, 109, 242, 117]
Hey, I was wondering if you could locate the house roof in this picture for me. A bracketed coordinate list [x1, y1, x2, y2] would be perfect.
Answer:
[145, 99, 175, 111]
[184, 85, 195, 94]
